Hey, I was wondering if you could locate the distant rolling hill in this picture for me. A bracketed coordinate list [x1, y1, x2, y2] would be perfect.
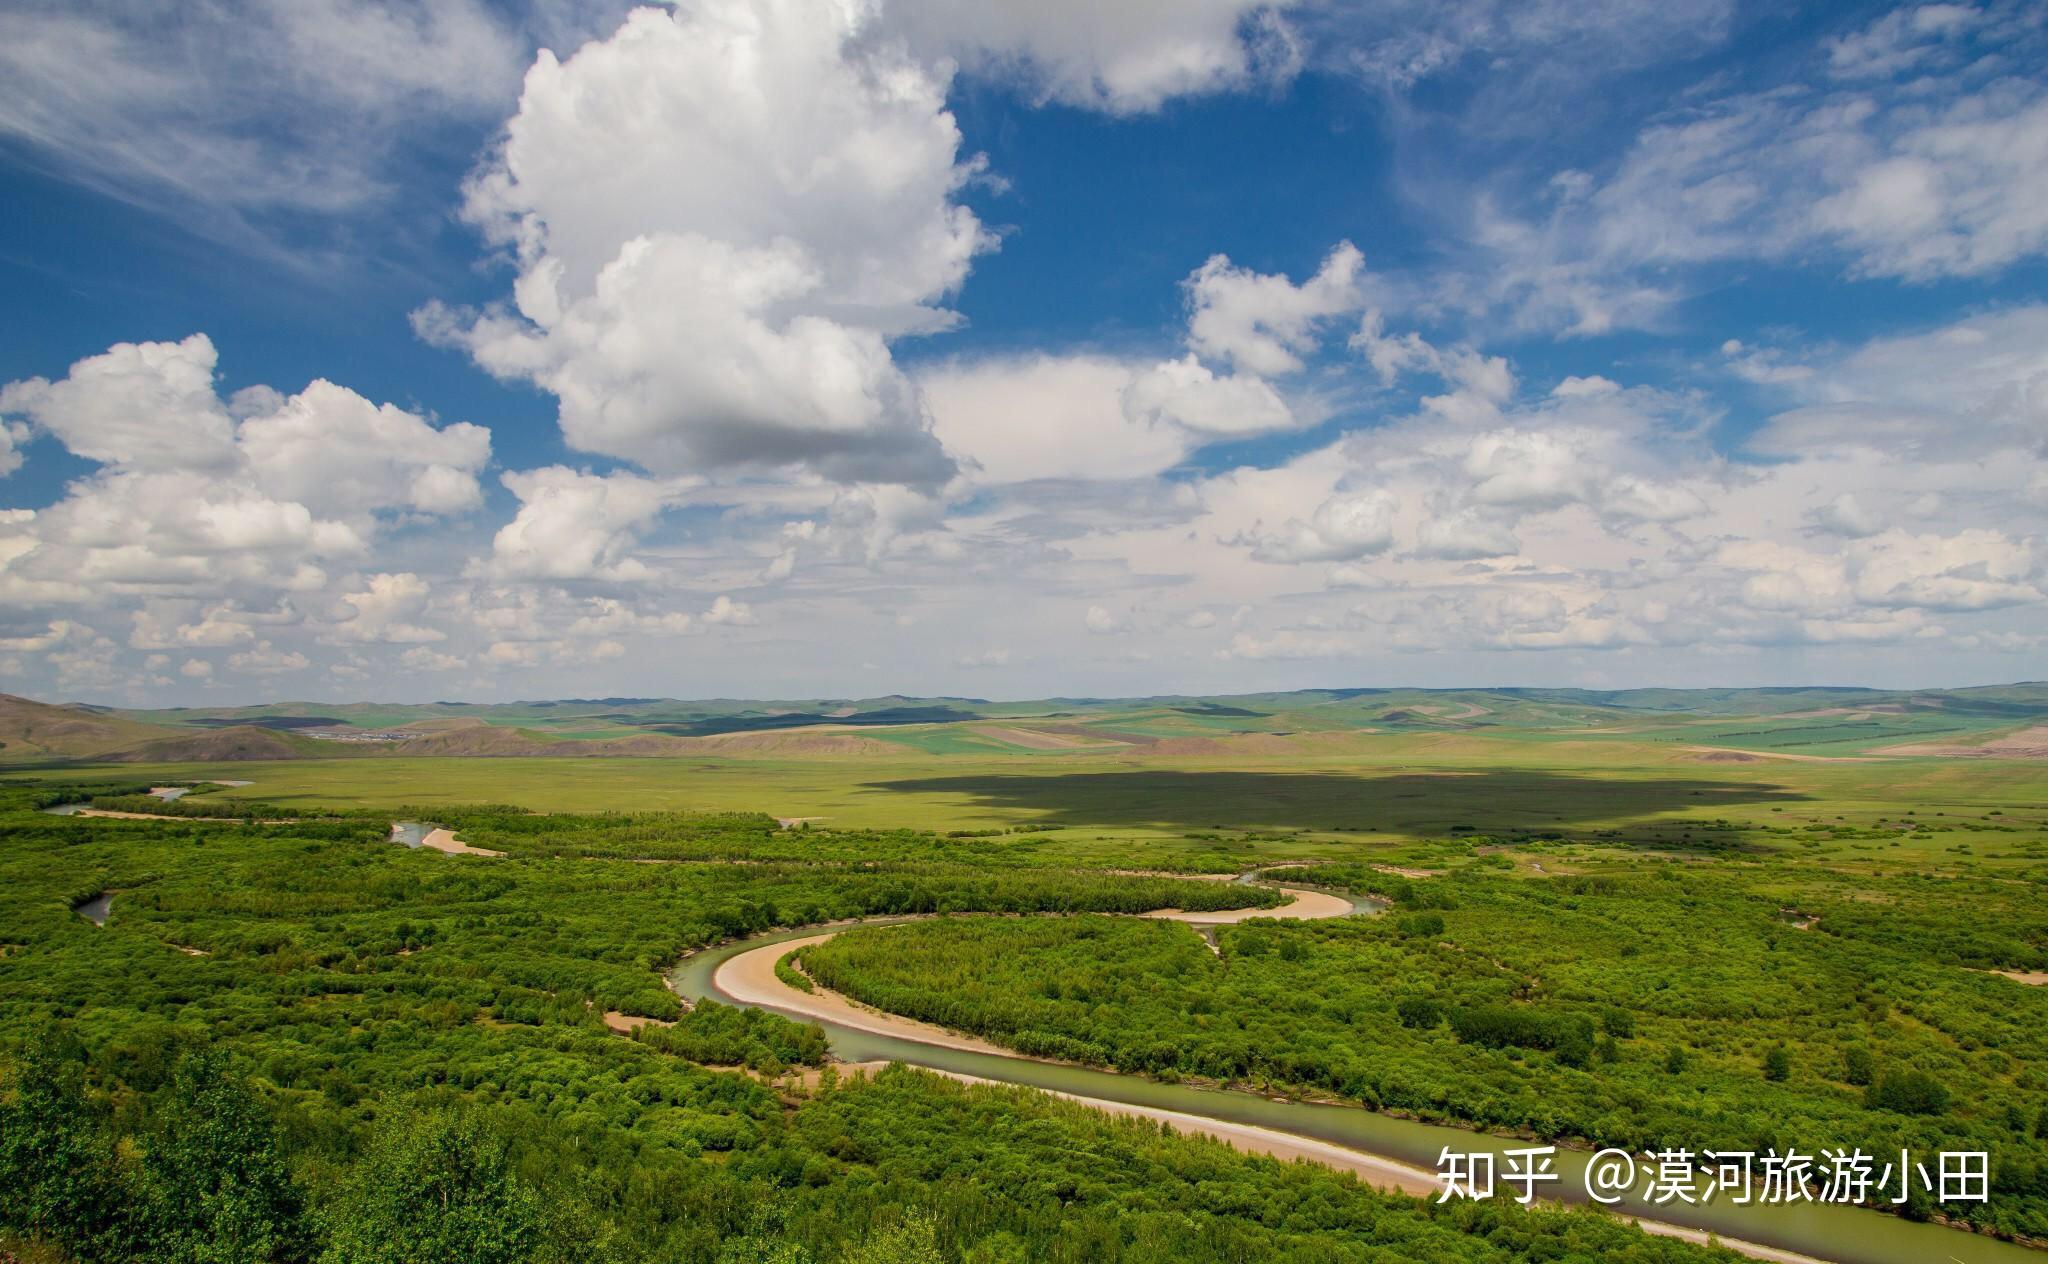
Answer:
[97, 725, 358, 763]
[0, 693, 176, 759]
[4, 682, 2045, 764]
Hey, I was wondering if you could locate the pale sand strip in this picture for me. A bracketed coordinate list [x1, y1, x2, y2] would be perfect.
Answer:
[69, 808, 297, 824]
[1141, 886, 1353, 924]
[1623, 1220, 1830, 1264]
[69, 808, 191, 821]
[1683, 745, 1879, 764]
[719, 931, 1017, 1056]
[934, 1066, 1440, 1195]
[419, 827, 504, 857]
[1883, 724, 2048, 759]
[1373, 864, 1440, 880]
[717, 886, 1355, 1052]
[972, 725, 1129, 750]
[937, 1073, 1818, 1253]
[926, 1067, 1832, 1261]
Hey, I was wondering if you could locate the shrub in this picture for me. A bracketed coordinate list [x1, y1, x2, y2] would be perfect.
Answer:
[635, 999, 828, 1069]
[1448, 1006, 1594, 1067]
[776, 952, 816, 994]
[1762, 1046, 1791, 1082]
[1866, 1069, 1950, 1116]
[322, 1110, 537, 1264]
[1395, 997, 1442, 1029]
[1396, 913, 1445, 938]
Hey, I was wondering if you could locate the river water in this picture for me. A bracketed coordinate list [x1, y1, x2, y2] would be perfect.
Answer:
[72, 892, 112, 925]
[670, 915, 2040, 1264]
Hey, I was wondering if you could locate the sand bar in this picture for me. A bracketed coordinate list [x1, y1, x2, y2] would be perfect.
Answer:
[718, 931, 1017, 1056]
[1142, 886, 1353, 924]
[419, 827, 504, 857]
[705, 883, 1832, 1264]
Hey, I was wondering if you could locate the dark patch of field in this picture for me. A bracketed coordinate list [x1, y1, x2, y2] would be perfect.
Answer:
[866, 769, 1806, 835]
[187, 715, 346, 731]
[646, 705, 984, 737]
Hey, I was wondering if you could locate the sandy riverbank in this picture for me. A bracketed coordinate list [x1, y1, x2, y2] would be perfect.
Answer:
[705, 889, 1831, 1264]
[928, 1064, 1839, 1264]
[66, 808, 191, 821]
[419, 827, 503, 857]
[1141, 885, 1353, 923]
[715, 884, 1354, 1053]
[718, 931, 1018, 1056]
[935, 1066, 1440, 1195]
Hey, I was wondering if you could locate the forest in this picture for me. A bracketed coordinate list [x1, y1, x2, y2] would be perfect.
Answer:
[0, 785, 1747, 1263]
[799, 848, 2048, 1240]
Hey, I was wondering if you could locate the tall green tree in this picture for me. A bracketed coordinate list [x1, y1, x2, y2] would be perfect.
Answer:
[139, 1050, 313, 1264]
[1762, 1046, 1791, 1082]
[0, 1037, 132, 1258]
[322, 1108, 540, 1264]
[840, 1211, 944, 1264]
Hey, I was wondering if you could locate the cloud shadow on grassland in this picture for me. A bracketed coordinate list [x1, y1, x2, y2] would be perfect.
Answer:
[864, 769, 1808, 836]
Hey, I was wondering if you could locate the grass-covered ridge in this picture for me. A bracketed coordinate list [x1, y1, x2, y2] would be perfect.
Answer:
[10, 681, 2048, 763]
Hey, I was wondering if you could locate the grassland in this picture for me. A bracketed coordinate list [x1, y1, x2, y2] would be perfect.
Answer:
[4, 688, 2047, 1263]
[11, 683, 2048, 763]
[15, 725, 2045, 850]
[0, 786, 1746, 1264]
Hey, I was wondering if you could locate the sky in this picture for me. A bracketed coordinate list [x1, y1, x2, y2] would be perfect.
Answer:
[2, 0, 2046, 705]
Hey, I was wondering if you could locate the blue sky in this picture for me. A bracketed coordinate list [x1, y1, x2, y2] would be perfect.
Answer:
[1, 0, 2045, 703]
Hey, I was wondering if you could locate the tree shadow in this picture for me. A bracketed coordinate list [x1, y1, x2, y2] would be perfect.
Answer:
[864, 769, 1807, 837]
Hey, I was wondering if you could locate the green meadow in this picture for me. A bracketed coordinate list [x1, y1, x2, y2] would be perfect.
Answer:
[19, 727, 2046, 848]
[4, 689, 2048, 1262]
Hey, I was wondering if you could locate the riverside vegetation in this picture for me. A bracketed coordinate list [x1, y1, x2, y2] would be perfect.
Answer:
[799, 835, 2048, 1242]
[0, 784, 1746, 1264]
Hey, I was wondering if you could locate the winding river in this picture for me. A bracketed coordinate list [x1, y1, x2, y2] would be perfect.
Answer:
[669, 881, 2039, 1264]
[41, 802, 2035, 1261]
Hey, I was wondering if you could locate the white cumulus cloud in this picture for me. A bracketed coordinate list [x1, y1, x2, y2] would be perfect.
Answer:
[424, 0, 989, 487]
